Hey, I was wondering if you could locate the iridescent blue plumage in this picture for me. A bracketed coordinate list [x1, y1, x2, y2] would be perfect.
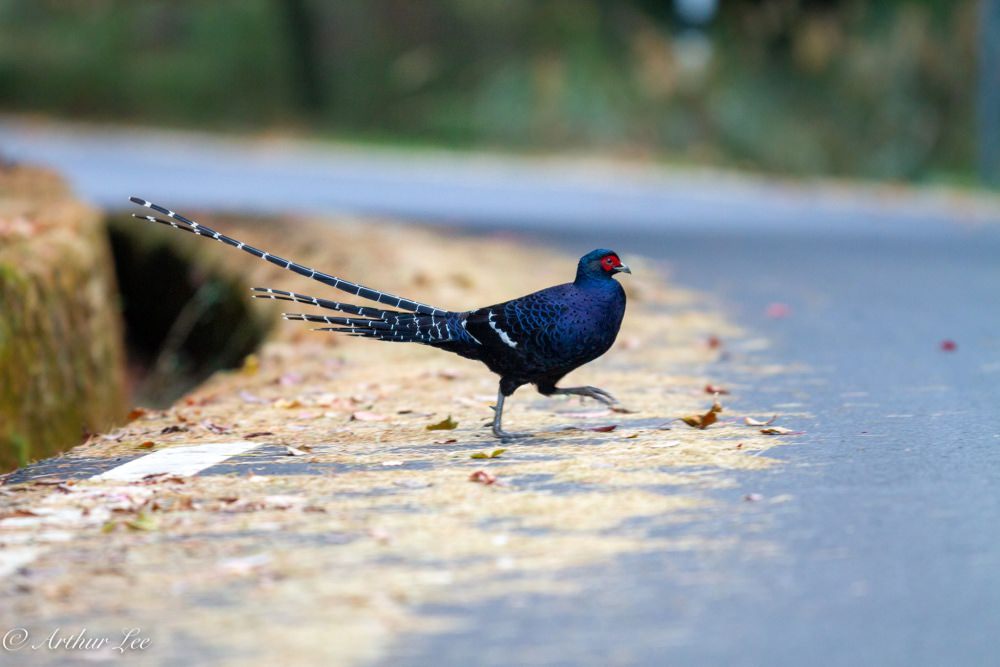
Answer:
[130, 199, 630, 439]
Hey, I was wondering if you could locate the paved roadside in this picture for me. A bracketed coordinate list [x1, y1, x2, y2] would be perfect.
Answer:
[2, 117, 999, 233]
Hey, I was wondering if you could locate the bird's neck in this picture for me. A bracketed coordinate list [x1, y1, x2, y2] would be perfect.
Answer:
[574, 271, 613, 288]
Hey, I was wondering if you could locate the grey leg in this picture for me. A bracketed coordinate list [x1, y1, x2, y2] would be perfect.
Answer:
[491, 387, 532, 440]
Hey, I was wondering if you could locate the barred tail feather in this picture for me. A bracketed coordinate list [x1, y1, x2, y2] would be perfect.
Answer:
[250, 287, 396, 319]
[283, 310, 466, 346]
[129, 197, 447, 316]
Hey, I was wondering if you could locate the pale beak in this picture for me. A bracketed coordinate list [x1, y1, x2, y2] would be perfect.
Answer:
[614, 264, 632, 275]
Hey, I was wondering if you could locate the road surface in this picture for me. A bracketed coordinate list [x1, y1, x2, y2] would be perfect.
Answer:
[3, 119, 1000, 666]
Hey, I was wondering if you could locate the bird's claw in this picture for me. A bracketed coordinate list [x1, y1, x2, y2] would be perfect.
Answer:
[583, 386, 617, 405]
[558, 385, 617, 406]
[492, 428, 532, 441]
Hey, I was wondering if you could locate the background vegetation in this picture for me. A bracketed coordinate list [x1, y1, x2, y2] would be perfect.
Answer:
[0, 0, 983, 181]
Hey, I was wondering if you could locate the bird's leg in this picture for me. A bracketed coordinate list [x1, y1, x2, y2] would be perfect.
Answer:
[548, 385, 618, 406]
[492, 387, 531, 440]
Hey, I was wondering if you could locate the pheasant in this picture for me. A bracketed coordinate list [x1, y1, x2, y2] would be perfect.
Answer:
[130, 198, 630, 439]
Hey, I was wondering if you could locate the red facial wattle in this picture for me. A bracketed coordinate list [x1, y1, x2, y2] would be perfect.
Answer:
[601, 255, 621, 272]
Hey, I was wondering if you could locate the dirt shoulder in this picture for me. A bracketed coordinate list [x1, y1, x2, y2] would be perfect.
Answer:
[0, 165, 126, 471]
[0, 215, 791, 665]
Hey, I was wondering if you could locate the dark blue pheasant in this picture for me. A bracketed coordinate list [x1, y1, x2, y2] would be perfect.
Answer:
[130, 197, 630, 439]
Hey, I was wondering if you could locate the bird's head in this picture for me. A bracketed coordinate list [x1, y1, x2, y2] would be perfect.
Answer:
[576, 249, 631, 283]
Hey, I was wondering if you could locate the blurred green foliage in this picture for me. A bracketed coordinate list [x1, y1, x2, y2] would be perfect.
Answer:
[0, 0, 979, 180]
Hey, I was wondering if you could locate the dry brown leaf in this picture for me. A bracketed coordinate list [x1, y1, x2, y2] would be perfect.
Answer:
[760, 426, 796, 435]
[426, 415, 458, 431]
[681, 395, 723, 429]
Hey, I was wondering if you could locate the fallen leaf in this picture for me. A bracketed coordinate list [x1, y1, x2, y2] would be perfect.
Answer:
[160, 425, 188, 434]
[200, 420, 231, 434]
[766, 302, 792, 319]
[241, 354, 260, 376]
[610, 406, 637, 414]
[274, 398, 304, 409]
[244, 431, 274, 439]
[744, 415, 777, 427]
[426, 415, 458, 431]
[470, 448, 506, 459]
[940, 339, 957, 352]
[351, 411, 386, 422]
[680, 395, 723, 429]
[126, 408, 148, 422]
[469, 470, 497, 485]
[125, 511, 158, 532]
[705, 384, 730, 395]
[707, 335, 722, 349]
[138, 441, 156, 450]
[760, 426, 797, 435]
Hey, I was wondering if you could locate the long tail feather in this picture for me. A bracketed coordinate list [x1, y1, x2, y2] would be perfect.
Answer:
[129, 197, 447, 316]
[283, 308, 469, 346]
[250, 287, 396, 319]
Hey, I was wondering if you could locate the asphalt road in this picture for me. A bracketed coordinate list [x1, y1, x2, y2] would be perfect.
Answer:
[4, 119, 1000, 665]
[389, 225, 1000, 666]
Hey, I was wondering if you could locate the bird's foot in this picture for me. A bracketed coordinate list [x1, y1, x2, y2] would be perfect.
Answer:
[492, 426, 533, 441]
[557, 385, 618, 406]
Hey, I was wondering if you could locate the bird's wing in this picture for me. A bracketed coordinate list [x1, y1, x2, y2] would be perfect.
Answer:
[463, 286, 571, 353]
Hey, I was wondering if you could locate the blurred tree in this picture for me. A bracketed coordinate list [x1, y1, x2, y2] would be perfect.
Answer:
[278, 0, 325, 114]
[0, 0, 983, 182]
